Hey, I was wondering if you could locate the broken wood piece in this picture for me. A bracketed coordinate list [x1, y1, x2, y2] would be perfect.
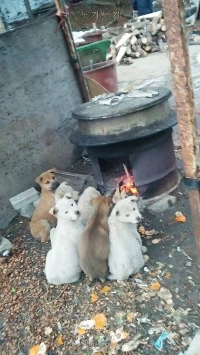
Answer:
[130, 35, 137, 45]
[137, 46, 148, 57]
[131, 21, 148, 31]
[136, 10, 162, 20]
[115, 33, 132, 49]
[116, 46, 127, 64]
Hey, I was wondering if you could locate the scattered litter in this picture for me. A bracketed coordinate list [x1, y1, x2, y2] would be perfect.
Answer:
[99, 94, 125, 106]
[175, 211, 187, 223]
[44, 327, 52, 335]
[157, 287, 173, 304]
[78, 319, 95, 330]
[177, 246, 193, 261]
[152, 238, 161, 244]
[122, 333, 143, 352]
[100, 286, 111, 294]
[154, 332, 169, 351]
[127, 89, 159, 98]
[91, 293, 98, 302]
[110, 327, 129, 343]
[56, 335, 64, 345]
[29, 343, 47, 355]
[92, 314, 107, 330]
[138, 225, 146, 235]
[145, 229, 156, 236]
[57, 321, 62, 332]
[150, 281, 161, 291]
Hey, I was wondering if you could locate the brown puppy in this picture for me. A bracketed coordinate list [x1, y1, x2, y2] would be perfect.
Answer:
[78, 196, 113, 282]
[30, 168, 60, 242]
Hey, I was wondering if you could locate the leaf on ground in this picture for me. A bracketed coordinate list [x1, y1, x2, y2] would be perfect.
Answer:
[93, 313, 107, 329]
[152, 238, 161, 244]
[56, 335, 64, 345]
[150, 281, 161, 291]
[138, 226, 146, 235]
[110, 327, 129, 343]
[91, 293, 98, 302]
[165, 272, 171, 279]
[145, 229, 156, 236]
[77, 328, 86, 335]
[127, 312, 134, 323]
[29, 345, 40, 355]
[175, 211, 186, 223]
[29, 343, 47, 355]
[100, 286, 111, 294]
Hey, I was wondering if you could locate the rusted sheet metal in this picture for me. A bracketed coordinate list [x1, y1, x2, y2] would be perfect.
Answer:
[162, 0, 198, 179]
[162, 0, 200, 262]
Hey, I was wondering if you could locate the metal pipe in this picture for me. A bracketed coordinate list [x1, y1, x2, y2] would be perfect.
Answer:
[162, 0, 200, 264]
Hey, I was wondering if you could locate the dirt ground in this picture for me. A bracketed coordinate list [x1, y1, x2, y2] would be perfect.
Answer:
[1, 155, 200, 355]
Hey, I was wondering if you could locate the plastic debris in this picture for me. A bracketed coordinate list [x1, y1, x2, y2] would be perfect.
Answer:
[78, 319, 95, 330]
[122, 333, 142, 352]
[110, 327, 129, 343]
[154, 332, 169, 351]
[44, 327, 52, 335]
[175, 211, 186, 223]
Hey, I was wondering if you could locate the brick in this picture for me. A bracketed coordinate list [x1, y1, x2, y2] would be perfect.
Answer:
[9, 188, 39, 211]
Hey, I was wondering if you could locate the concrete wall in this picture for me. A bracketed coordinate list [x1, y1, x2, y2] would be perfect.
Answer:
[0, 16, 82, 228]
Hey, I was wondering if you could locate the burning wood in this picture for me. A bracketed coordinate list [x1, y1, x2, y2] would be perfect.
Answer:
[112, 164, 138, 203]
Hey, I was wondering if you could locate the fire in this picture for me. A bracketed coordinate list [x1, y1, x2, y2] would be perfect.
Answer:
[119, 164, 139, 196]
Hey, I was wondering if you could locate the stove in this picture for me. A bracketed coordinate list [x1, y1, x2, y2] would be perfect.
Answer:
[70, 87, 179, 199]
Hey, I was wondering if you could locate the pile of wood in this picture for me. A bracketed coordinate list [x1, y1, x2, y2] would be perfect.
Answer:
[107, 11, 168, 65]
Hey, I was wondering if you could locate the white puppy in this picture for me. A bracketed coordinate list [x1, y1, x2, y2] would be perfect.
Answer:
[78, 186, 101, 226]
[108, 196, 147, 281]
[55, 181, 79, 203]
[45, 193, 84, 285]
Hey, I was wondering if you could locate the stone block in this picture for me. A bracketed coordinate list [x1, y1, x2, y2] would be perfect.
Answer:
[20, 203, 35, 218]
[0, 236, 13, 255]
[9, 188, 39, 211]
[146, 195, 177, 214]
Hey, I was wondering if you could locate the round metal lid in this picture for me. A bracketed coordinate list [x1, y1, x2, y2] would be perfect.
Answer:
[70, 109, 177, 147]
[72, 87, 172, 121]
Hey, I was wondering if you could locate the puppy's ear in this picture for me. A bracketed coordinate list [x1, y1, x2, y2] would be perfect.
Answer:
[130, 195, 139, 201]
[35, 175, 42, 184]
[49, 168, 57, 173]
[65, 192, 72, 199]
[49, 207, 58, 215]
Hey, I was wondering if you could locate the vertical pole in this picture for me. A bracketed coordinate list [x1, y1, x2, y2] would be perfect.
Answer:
[162, 0, 200, 263]
[24, 0, 34, 20]
[55, 0, 91, 103]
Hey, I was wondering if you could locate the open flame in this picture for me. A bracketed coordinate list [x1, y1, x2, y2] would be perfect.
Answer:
[119, 164, 139, 196]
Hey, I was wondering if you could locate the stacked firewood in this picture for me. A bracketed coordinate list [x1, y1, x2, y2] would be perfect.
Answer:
[108, 11, 168, 65]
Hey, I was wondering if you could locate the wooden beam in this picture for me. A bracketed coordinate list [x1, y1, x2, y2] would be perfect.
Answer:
[162, 0, 200, 264]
